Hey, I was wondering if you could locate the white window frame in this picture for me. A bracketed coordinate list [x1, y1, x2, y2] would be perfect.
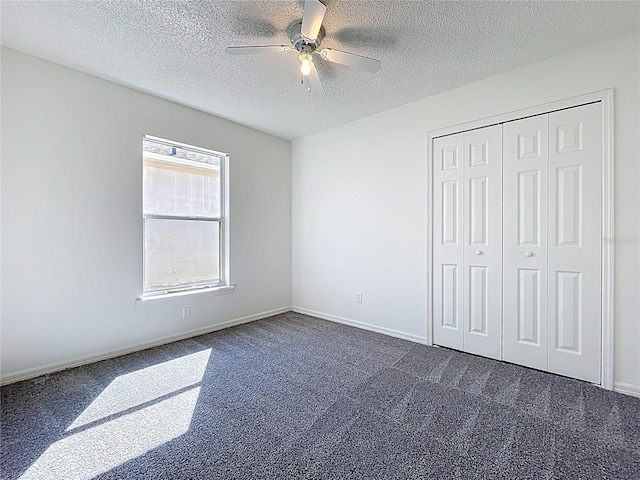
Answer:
[141, 135, 231, 299]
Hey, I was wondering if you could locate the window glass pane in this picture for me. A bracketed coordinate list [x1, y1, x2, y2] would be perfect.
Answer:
[143, 160, 220, 217]
[144, 219, 220, 292]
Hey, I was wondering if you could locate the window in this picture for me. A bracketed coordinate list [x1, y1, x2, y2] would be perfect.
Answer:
[142, 136, 228, 296]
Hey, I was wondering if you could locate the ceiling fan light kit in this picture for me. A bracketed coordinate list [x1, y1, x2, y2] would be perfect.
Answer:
[225, 0, 381, 96]
[298, 51, 313, 76]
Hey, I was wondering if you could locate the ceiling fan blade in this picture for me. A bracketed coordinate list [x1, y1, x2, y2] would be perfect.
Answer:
[225, 45, 291, 55]
[319, 48, 381, 73]
[301, 0, 326, 41]
[307, 63, 325, 96]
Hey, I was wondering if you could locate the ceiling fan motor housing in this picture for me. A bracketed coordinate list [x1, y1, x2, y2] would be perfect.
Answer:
[287, 19, 324, 52]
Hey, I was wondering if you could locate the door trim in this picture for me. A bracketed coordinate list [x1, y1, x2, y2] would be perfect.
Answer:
[426, 89, 614, 390]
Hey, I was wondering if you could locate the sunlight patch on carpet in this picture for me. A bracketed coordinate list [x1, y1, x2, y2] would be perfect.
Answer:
[68, 349, 212, 431]
[19, 349, 211, 480]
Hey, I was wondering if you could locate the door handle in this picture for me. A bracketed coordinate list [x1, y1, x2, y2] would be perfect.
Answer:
[475, 250, 483, 255]
[525, 251, 533, 257]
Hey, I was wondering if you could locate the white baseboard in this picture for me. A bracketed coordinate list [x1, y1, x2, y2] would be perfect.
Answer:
[0, 306, 291, 386]
[6, 305, 632, 397]
[613, 381, 640, 398]
[292, 306, 427, 344]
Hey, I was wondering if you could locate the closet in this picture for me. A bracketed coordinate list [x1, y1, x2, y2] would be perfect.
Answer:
[432, 102, 602, 384]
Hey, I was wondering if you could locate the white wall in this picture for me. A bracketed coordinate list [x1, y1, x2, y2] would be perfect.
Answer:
[1, 47, 291, 380]
[292, 32, 640, 390]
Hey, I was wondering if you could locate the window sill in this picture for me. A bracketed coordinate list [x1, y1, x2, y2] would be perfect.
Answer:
[136, 285, 236, 303]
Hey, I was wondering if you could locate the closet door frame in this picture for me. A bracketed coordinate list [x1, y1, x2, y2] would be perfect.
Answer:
[426, 89, 614, 390]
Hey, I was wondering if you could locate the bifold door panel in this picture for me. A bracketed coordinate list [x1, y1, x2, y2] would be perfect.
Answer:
[503, 114, 549, 372]
[462, 126, 502, 360]
[433, 125, 502, 361]
[432, 102, 602, 384]
[547, 103, 602, 384]
[433, 133, 464, 351]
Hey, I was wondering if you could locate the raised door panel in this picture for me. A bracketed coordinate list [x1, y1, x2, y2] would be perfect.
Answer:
[555, 271, 582, 353]
[548, 103, 602, 384]
[440, 264, 459, 329]
[433, 133, 464, 350]
[441, 180, 459, 245]
[462, 125, 502, 360]
[469, 177, 488, 245]
[517, 269, 541, 344]
[556, 166, 582, 247]
[503, 115, 548, 371]
[469, 266, 488, 334]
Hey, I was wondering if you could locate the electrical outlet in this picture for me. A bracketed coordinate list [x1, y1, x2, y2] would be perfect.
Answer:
[356, 293, 363, 304]
[182, 306, 191, 319]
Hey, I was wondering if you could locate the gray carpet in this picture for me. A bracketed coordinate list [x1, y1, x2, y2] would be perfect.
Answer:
[2, 312, 639, 479]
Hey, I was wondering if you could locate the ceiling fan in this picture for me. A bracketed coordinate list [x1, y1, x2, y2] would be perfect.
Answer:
[225, 0, 381, 96]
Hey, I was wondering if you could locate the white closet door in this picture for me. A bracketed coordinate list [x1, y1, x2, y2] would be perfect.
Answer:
[548, 103, 602, 384]
[502, 115, 549, 371]
[462, 125, 502, 360]
[433, 133, 464, 350]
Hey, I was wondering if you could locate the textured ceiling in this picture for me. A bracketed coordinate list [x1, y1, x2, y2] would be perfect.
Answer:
[1, 1, 638, 140]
